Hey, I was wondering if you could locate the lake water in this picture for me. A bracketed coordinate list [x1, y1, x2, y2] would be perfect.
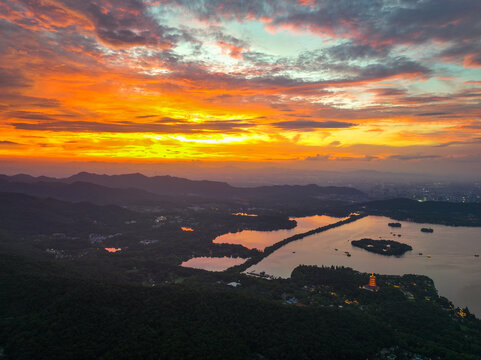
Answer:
[245, 216, 481, 317]
[213, 215, 344, 250]
[181, 256, 247, 271]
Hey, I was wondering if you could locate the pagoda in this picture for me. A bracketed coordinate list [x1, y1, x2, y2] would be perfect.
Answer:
[363, 273, 379, 291]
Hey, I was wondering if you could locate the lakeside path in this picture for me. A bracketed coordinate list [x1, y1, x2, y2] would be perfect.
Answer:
[227, 213, 367, 274]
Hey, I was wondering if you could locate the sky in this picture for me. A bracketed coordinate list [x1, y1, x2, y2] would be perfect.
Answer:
[1, 0, 481, 178]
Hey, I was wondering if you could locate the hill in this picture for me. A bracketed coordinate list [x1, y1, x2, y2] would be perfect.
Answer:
[0, 178, 167, 205]
[0, 172, 367, 204]
[0, 192, 137, 236]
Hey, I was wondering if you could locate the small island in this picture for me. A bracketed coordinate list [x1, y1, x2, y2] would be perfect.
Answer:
[421, 227, 434, 233]
[351, 238, 412, 256]
[388, 222, 402, 228]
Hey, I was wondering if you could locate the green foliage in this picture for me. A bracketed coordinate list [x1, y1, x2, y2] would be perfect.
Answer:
[351, 238, 412, 256]
[1, 255, 481, 360]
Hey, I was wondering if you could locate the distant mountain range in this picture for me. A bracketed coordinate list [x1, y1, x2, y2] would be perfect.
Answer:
[0, 172, 367, 205]
[0, 177, 165, 205]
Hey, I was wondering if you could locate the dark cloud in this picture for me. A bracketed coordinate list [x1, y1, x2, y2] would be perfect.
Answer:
[370, 88, 407, 97]
[0, 140, 20, 145]
[418, 112, 451, 117]
[6, 111, 58, 121]
[337, 155, 379, 161]
[389, 154, 442, 161]
[272, 120, 356, 131]
[306, 154, 378, 161]
[440, 41, 481, 67]
[163, 0, 287, 22]
[356, 57, 431, 80]
[0, 68, 30, 89]
[9, 119, 254, 134]
[14, 0, 176, 48]
[305, 154, 329, 161]
[462, 122, 481, 129]
[161, 0, 479, 68]
[135, 114, 159, 119]
[268, 0, 481, 48]
[434, 138, 481, 147]
[326, 42, 391, 62]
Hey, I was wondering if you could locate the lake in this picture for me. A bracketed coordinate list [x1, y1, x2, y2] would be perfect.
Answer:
[181, 256, 247, 271]
[245, 216, 481, 317]
[213, 215, 344, 250]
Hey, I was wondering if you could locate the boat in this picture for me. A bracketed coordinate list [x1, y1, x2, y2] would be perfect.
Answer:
[421, 228, 434, 233]
[475, 254, 479, 257]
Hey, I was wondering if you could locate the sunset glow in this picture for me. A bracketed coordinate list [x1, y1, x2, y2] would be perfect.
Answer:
[1, 0, 481, 174]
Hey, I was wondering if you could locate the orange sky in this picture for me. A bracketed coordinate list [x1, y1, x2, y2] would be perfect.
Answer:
[1, 0, 481, 177]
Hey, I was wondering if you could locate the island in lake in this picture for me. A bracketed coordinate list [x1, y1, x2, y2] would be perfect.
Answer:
[351, 238, 413, 256]
[388, 222, 402, 228]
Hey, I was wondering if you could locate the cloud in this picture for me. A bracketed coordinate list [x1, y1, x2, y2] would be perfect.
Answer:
[266, 0, 481, 48]
[272, 120, 356, 131]
[418, 112, 451, 117]
[325, 42, 391, 62]
[440, 42, 481, 68]
[370, 88, 407, 97]
[10, 0, 176, 48]
[0, 140, 20, 145]
[9, 119, 255, 134]
[434, 138, 481, 147]
[6, 111, 59, 121]
[1, 0, 480, 165]
[306, 153, 378, 161]
[213, 31, 248, 59]
[305, 154, 329, 161]
[0, 68, 30, 89]
[389, 154, 442, 161]
[462, 122, 481, 130]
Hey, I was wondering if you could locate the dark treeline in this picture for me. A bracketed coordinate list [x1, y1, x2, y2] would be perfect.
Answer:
[0, 254, 390, 360]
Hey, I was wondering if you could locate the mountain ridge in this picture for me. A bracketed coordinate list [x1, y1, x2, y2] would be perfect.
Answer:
[0, 172, 367, 203]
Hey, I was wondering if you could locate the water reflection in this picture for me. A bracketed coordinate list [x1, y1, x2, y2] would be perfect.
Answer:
[246, 216, 481, 317]
[181, 256, 247, 272]
[105, 248, 122, 253]
[213, 215, 344, 250]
